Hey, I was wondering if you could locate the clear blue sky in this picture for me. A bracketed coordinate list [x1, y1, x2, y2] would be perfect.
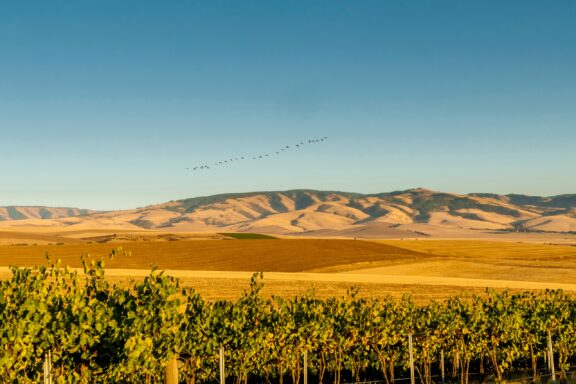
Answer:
[1, 1, 574, 210]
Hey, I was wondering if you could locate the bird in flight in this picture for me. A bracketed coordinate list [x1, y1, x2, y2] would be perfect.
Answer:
[186, 136, 329, 171]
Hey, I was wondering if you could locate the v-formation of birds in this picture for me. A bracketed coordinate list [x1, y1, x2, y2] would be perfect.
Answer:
[186, 137, 328, 171]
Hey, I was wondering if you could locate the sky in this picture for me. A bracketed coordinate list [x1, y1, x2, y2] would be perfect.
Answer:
[1, 1, 575, 210]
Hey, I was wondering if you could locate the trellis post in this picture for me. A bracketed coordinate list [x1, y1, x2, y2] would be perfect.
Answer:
[409, 334, 415, 384]
[220, 345, 226, 384]
[548, 330, 556, 382]
[165, 356, 178, 384]
[303, 351, 308, 384]
[440, 349, 445, 383]
[43, 350, 52, 384]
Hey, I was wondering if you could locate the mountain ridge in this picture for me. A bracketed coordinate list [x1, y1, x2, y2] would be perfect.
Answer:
[1, 189, 574, 235]
[0, 206, 94, 221]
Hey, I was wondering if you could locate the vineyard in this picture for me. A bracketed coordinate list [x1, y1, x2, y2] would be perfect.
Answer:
[1, 252, 576, 383]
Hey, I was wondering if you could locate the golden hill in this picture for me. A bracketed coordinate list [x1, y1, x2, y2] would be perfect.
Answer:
[1, 189, 574, 237]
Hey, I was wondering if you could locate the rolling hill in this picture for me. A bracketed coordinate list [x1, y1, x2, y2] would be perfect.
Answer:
[0, 189, 574, 236]
[0, 206, 93, 221]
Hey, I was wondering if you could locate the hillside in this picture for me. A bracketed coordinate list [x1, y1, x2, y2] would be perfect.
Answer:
[0, 189, 574, 236]
[0, 206, 93, 221]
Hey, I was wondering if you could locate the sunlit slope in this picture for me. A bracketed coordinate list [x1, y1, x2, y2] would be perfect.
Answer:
[356, 240, 576, 284]
[0, 239, 429, 271]
[0, 206, 93, 221]
[2, 238, 576, 301]
[377, 239, 576, 259]
[0, 189, 574, 236]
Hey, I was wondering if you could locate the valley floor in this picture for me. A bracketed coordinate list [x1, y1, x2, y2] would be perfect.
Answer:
[1, 229, 575, 302]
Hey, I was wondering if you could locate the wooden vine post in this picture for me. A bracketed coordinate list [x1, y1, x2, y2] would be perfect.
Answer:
[219, 346, 226, 384]
[165, 356, 178, 384]
[548, 330, 556, 382]
[408, 334, 415, 384]
[440, 349, 445, 383]
[303, 351, 308, 384]
[43, 350, 53, 384]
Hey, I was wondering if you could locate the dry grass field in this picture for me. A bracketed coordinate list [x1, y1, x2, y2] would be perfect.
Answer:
[0, 228, 227, 245]
[99, 269, 576, 304]
[376, 239, 576, 260]
[0, 230, 81, 245]
[0, 238, 427, 271]
[361, 239, 576, 284]
[1, 234, 576, 302]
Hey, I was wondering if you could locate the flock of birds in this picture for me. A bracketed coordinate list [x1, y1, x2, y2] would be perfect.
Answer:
[186, 137, 329, 171]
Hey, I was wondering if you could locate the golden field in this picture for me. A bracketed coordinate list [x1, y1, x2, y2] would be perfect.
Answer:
[0, 238, 426, 271]
[1, 229, 575, 303]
